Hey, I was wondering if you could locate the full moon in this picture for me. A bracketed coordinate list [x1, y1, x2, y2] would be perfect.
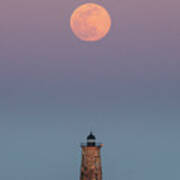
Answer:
[70, 3, 111, 42]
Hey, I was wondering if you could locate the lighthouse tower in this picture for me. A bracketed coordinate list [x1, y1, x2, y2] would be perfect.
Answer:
[80, 132, 103, 180]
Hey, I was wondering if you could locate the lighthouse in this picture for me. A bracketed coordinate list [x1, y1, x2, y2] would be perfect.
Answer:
[80, 132, 103, 180]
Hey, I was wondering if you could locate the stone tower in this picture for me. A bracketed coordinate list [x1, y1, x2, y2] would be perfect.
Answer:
[80, 132, 103, 180]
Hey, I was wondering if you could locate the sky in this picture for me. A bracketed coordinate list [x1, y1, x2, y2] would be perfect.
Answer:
[0, 0, 180, 180]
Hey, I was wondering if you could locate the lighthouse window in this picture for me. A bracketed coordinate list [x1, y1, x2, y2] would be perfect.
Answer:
[96, 173, 98, 180]
[81, 172, 84, 178]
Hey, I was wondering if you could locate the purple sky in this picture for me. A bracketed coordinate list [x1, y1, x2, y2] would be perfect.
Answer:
[0, 0, 180, 180]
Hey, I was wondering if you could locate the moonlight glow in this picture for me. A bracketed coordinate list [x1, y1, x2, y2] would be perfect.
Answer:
[70, 3, 111, 42]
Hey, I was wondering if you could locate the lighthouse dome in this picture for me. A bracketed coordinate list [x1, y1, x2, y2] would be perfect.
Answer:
[87, 132, 96, 140]
[87, 132, 96, 146]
